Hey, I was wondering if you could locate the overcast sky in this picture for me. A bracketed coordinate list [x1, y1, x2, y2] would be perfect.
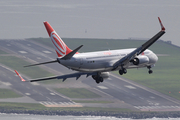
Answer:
[0, 0, 180, 46]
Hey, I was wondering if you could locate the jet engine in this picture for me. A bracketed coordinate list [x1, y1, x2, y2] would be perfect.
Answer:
[132, 56, 149, 65]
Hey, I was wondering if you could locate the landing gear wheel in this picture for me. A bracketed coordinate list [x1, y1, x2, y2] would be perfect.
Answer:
[123, 68, 127, 74]
[99, 77, 104, 82]
[119, 70, 123, 75]
[119, 68, 127, 75]
[148, 70, 153, 74]
[96, 80, 100, 84]
[147, 66, 153, 74]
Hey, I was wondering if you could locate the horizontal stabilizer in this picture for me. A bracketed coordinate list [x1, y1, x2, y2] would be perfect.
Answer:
[24, 59, 58, 67]
[61, 45, 83, 60]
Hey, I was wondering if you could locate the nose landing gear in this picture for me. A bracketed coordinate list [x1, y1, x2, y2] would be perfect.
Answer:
[147, 66, 153, 74]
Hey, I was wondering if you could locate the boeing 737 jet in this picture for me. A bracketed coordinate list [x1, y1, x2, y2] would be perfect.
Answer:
[15, 17, 165, 84]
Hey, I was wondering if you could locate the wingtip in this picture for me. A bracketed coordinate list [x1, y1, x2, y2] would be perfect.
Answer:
[14, 70, 26, 82]
[158, 17, 165, 31]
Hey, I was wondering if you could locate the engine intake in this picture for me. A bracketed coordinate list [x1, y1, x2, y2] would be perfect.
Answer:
[132, 56, 149, 65]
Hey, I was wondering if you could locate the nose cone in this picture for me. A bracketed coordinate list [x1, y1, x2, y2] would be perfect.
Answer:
[151, 53, 158, 64]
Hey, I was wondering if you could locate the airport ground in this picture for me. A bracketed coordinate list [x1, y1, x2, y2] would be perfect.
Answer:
[0, 39, 180, 113]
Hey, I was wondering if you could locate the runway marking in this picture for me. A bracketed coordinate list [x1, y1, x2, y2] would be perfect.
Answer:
[139, 97, 144, 100]
[19, 51, 27, 54]
[132, 93, 136, 96]
[1, 82, 12, 86]
[150, 96, 155, 99]
[39, 101, 82, 107]
[108, 78, 112, 80]
[46, 97, 51, 101]
[25, 93, 31, 95]
[125, 85, 136, 89]
[50, 93, 56, 95]
[43, 51, 51, 53]
[30, 82, 40, 86]
[97, 86, 108, 89]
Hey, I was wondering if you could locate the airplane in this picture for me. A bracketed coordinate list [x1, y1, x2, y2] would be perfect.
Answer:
[15, 17, 165, 84]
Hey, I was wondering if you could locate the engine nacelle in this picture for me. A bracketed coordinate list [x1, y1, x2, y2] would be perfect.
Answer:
[92, 72, 109, 80]
[132, 56, 149, 65]
[99, 72, 109, 79]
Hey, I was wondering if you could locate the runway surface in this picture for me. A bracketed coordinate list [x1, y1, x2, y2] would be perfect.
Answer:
[0, 39, 180, 111]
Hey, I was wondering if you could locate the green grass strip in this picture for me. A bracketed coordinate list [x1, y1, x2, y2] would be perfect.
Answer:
[0, 50, 7, 54]
[0, 56, 53, 79]
[0, 102, 45, 110]
[0, 89, 22, 99]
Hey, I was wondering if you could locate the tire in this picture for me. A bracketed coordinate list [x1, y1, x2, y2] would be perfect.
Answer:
[123, 69, 127, 74]
[149, 70, 153, 74]
[99, 77, 104, 82]
[96, 80, 100, 84]
[119, 70, 123, 75]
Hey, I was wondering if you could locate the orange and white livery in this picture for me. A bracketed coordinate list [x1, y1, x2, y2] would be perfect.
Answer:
[15, 17, 165, 84]
[44, 22, 72, 57]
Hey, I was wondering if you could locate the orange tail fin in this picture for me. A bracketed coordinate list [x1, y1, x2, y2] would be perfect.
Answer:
[43, 22, 72, 57]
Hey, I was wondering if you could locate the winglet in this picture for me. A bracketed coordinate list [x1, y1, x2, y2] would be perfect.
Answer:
[14, 70, 26, 82]
[158, 17, 165, 31]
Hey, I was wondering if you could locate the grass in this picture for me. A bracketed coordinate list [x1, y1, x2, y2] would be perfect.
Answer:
[54, 88, 101, 98]
[0, 56, 53, 79]
[0, 89, 22, 99]
[0, 50, 7, 54]
[0, 102, 45, 110]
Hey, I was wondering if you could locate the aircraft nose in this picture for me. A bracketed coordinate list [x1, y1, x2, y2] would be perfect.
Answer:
[151, 53, 158, 63]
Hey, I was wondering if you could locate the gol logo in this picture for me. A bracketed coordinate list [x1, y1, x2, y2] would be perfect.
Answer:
[50, 31, 66, 57]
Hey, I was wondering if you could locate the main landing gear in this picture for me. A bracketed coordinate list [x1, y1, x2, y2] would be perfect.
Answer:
[92, 75, 104, 84]
[147, 66, 153, 74]
[119, 68, 127, 75]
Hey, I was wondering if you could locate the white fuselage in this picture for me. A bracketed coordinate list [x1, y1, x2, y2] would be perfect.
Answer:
[58, 48, 158, 72]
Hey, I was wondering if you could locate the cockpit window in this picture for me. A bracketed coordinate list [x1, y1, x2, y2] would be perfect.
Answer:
[144, 51, 150, 54]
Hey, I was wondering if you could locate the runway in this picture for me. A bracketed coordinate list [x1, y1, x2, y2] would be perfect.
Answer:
[0, 39, 180, 111]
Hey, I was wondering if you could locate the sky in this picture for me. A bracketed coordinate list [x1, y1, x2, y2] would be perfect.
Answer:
[0, 0, 180, 46]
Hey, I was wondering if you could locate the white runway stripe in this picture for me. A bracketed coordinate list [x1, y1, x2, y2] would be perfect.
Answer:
[39, 101, 77, 106]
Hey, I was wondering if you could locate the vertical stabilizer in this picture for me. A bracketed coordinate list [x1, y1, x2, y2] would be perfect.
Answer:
[43, 22, 72, 57]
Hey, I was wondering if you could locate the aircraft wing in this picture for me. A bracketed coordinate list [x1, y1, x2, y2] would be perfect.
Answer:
[15, 70, 97, 82]
[113, 17, 165, 70]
